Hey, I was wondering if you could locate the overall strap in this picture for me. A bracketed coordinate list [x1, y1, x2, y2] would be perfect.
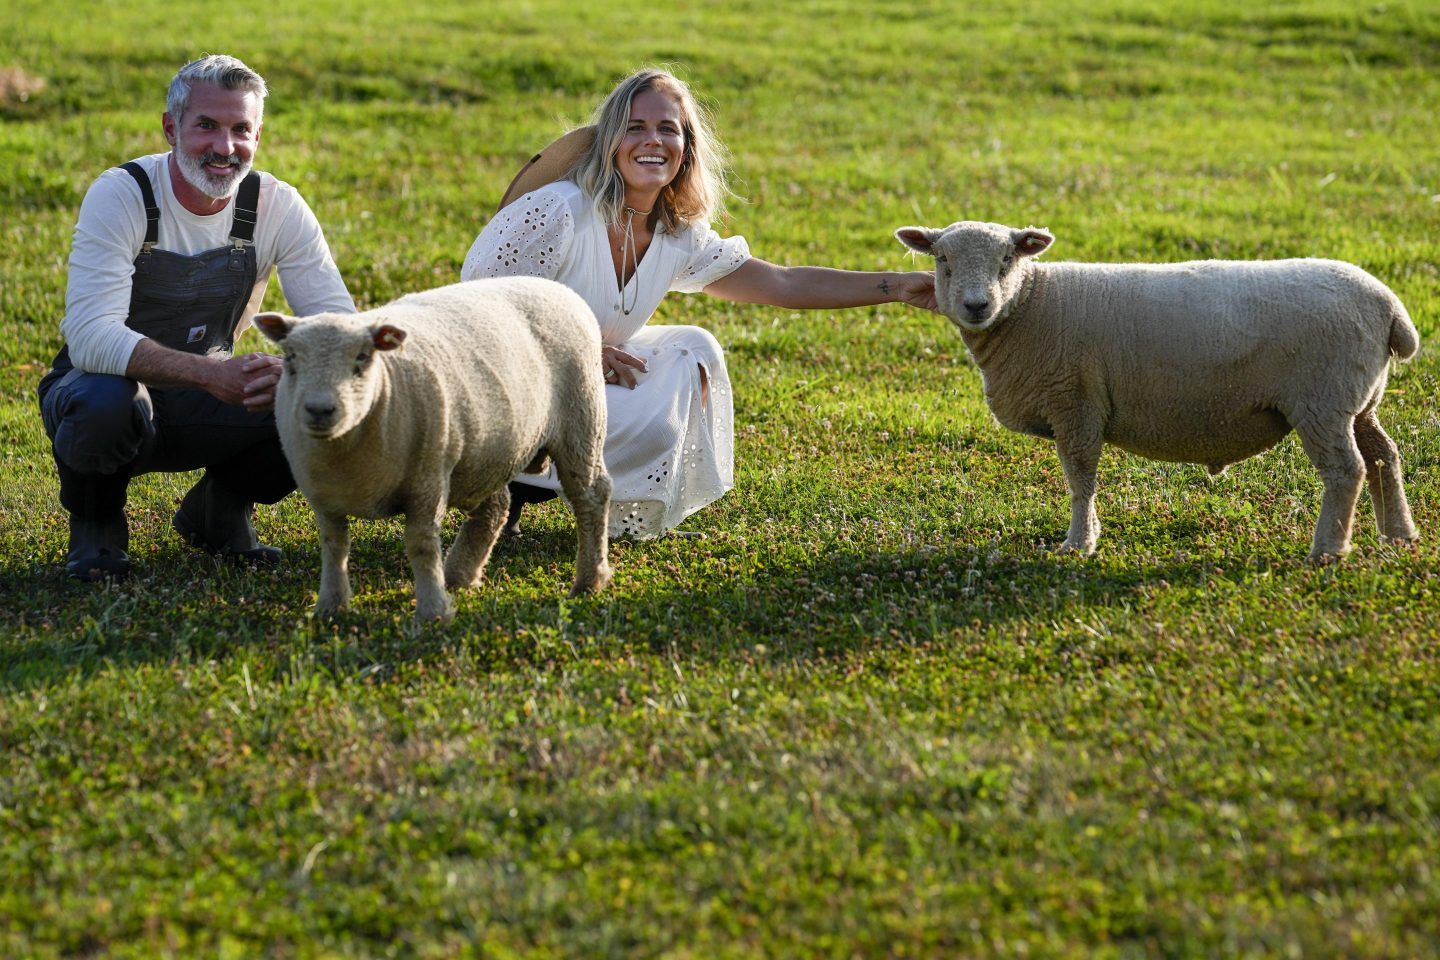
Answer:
[119, 161, 160, 252]
[230, 172, 261, 246]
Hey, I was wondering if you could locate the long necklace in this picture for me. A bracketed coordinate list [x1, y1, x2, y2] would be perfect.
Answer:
[618, 205, 651, 316]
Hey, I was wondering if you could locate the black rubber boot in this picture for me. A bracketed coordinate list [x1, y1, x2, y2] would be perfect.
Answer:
[173, 473, 282, 567]
[56, 461, 132, 582]
[504, 482, 558, 536]
[65, 512, 131, 582]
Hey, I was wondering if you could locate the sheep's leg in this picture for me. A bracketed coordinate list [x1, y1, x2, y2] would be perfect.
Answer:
[556, 459, 613, 596]
[314, 510, 352, 618]
[444, 487, 509, 590]
[1292, 416, 1365, 562]
[1053, 433, 1102, 555]
[404, 502, 455, 623]
[1353, 410, 1418, 543]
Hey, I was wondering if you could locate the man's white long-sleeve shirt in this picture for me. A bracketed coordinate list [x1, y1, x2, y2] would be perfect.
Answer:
[61, 152, 354, 374]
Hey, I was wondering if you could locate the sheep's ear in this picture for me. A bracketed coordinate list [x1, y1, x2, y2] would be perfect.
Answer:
[253, 312, 295, 342]
[895, 226, 942, 255]
[1013, 227, 1054, 258]
[372, 324, 406, 351]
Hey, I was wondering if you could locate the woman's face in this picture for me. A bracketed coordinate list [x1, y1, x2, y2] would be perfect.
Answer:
[616, 87, 686, 200]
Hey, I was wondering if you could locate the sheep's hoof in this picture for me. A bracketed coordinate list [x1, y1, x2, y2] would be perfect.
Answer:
[414, 603, 457, 625]
[570, 563, 614, 597]
[314, 597, 349, 620]
[1053, 541, 1095, 556]
[1307, 548, 1348, 565]
[444, 571, 482, 591]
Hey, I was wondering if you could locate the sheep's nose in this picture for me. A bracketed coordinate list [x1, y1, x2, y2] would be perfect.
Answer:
[963, 299, 990, 316]
[304, 401, 336, 419]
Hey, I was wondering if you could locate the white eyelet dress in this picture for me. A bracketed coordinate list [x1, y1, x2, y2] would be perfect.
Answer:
[461, 180, 751, 539]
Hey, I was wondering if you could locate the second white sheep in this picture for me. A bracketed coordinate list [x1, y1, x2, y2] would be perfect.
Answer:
[896, 220, 1419, 561]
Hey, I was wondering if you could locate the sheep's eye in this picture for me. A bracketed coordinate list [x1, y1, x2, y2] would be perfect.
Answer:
[935, 254, 947, 264]
[353, 351, 372, 376]
[1002, 254, 1014, 265]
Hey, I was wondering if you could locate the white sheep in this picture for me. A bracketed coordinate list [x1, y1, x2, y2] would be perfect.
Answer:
[255, 277, 612, 622]
[895, 220, 1420, 561]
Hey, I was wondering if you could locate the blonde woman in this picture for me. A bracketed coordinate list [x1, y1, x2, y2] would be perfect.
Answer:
[463, 67, 935, 539]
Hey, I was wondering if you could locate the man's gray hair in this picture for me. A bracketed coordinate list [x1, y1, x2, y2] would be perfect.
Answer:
[166, 54, 267, 122]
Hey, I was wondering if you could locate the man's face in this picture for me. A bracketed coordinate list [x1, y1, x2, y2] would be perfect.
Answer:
[164, 82, 263, 200]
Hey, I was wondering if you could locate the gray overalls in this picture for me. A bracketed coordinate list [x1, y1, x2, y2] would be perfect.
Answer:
[38, 162, 294, 528]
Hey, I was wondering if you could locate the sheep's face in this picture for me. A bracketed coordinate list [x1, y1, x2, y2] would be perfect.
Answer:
[254, 312, 407, 440]
[896, 221, 1053, 333]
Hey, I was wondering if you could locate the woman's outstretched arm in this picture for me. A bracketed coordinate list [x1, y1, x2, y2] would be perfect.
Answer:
[703, 257, 937, 312]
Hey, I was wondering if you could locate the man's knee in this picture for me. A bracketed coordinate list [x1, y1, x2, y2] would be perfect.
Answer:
[42, 373, 152, 475]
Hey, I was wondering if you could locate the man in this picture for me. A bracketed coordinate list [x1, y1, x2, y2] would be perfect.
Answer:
[38, 54, 355, 581]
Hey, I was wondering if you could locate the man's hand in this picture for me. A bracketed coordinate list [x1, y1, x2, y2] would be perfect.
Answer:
[126, 339, 283, 409]
[237, 352, 283, 410]
[208, 352, 283, 409]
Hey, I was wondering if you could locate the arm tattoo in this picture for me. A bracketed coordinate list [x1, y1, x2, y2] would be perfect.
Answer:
[878, 278, 891, 296]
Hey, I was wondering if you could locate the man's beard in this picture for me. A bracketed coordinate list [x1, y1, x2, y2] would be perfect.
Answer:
[174, 139, 252, 200]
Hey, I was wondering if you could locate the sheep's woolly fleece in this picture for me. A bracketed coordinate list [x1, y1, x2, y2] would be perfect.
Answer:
[896, 220, 1419, 561]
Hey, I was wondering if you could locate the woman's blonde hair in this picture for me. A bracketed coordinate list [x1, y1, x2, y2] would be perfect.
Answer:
[571, 67, 729, 231]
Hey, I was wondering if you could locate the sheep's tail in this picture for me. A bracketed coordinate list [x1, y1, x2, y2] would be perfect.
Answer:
[1388, 297, 1420, 361]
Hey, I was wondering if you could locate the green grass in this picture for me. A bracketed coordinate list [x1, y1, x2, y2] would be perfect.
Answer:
[4, 0, 1440, 956]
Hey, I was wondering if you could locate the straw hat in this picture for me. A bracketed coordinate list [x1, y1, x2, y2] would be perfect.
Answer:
[497, 125, 597, 212]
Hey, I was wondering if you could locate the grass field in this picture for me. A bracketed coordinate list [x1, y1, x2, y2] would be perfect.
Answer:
[3, 1, 1440, 956]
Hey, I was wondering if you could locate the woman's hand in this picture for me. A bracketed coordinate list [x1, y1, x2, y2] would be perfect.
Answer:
[894, 270, 938, 313]
[602, 345, 647, 389]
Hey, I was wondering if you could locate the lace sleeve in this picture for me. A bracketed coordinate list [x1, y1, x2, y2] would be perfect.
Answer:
[461, 187, 573, 281]
[671, 223, 751, 293]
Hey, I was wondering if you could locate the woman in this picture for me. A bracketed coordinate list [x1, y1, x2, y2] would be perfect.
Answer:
[462, 67, 936, 539]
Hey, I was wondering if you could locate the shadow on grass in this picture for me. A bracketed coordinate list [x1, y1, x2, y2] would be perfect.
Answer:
[0, 510, 1313, 695]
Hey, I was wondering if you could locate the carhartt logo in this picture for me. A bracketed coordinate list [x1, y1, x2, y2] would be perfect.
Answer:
[187, 325, 207, 343]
